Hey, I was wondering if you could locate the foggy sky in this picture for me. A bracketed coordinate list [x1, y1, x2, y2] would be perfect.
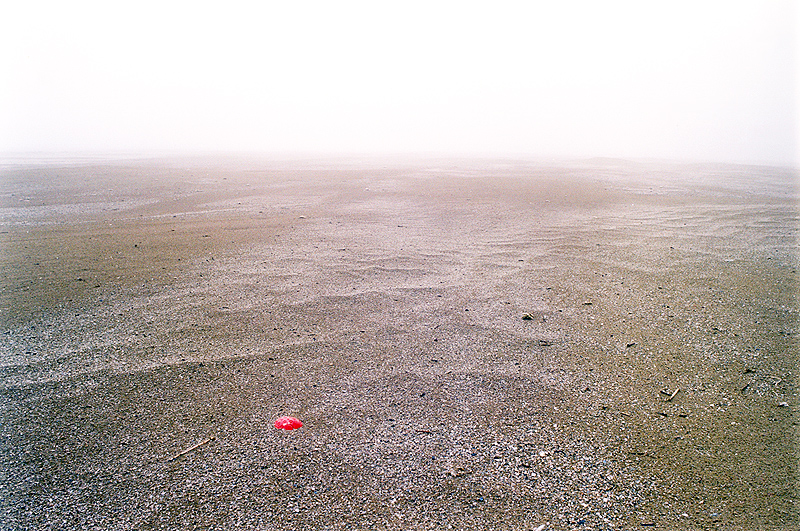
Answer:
[1, 1, 797, 166]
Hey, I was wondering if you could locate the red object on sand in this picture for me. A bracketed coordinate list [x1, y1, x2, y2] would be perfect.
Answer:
[274, 416, 303, 430]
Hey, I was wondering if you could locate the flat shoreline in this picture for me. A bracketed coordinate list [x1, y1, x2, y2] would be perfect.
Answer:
[1, 157, 797, 530]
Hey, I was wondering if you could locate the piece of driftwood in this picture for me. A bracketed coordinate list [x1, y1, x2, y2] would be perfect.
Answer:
[665, 388, 680, 402]
[168, 437, 215, 462]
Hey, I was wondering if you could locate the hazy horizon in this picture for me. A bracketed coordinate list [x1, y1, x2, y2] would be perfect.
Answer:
[2, 1, 797, 167]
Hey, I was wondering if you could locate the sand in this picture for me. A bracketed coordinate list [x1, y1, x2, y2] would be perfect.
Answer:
[0, 156, 797, 530]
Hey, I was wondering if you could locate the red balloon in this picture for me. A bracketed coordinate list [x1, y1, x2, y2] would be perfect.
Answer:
[274, 416, 303, 430]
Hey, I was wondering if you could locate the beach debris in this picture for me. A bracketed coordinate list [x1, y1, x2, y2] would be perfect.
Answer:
[582, 301, 593, 306]
[448, 464, 471, 477]
[537, 339, 553, 347]
[665, 388, 680, 402]
[274, 416, 303, 430]
[167, 436, 215, 462]
[778, 402, 789, 407]
[533, 524, 547, 531]
[626, 342, 636, 348]
[521, 313, 534, 320]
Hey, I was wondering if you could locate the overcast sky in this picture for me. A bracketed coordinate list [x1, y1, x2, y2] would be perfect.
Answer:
[1, 1, 797, 165]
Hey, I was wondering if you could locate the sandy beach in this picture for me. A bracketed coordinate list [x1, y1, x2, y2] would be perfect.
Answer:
[0, 156, 797, 530]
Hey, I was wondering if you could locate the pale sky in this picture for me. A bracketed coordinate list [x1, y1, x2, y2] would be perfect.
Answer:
[1, 1, 797, 165]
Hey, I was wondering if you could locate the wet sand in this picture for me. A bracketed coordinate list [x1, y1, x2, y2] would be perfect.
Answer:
[0, 156, 797, 530]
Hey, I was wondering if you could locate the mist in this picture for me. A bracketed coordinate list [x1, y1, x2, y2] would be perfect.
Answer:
[1, 1, 797, 166]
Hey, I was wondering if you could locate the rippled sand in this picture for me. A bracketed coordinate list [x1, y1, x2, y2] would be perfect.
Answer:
[1, 156, 797, 530]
